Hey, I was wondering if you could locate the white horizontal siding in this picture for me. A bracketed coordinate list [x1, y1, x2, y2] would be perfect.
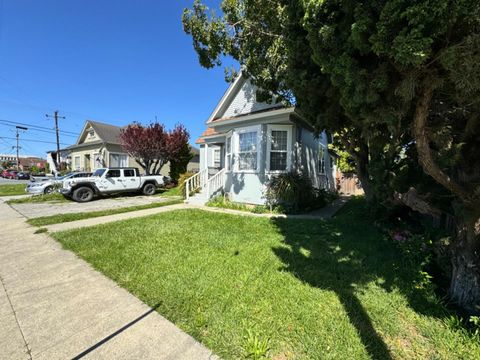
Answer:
[221, 79, 279, 118]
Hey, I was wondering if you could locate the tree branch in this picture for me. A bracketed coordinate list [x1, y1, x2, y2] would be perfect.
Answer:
[412, 79, 472, 204]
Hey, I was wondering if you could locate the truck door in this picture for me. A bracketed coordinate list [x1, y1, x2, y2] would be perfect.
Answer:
[103, 169, 124, 191]
[122, 169, 141, 190]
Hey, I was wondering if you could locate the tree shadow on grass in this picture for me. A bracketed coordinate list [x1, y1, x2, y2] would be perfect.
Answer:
[270, 198, 445, 360]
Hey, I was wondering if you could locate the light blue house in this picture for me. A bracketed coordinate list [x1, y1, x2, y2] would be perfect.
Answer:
[186, 73, 336, 205]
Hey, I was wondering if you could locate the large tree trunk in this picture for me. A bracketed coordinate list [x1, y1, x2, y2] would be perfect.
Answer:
[413, 81, 480, 313]
[450, 215, 480, 315]
[353, 142, 375, 202]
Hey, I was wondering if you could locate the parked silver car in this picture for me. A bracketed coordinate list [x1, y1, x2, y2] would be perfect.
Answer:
[26, 172, 92, 195]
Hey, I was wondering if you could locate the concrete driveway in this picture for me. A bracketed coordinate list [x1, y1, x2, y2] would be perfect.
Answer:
[10, 195, 180, 219]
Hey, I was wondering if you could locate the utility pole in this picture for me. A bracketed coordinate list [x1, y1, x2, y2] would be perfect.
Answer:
[14, 126, 28, 170]
[45, 111, 65, 168]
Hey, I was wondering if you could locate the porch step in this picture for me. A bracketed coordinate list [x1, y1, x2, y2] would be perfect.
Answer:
[185, 191, 209, 206]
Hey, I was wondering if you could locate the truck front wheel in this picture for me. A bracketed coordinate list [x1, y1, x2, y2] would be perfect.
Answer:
[72, 187, 94, 202]
[142, 183, 156, 196]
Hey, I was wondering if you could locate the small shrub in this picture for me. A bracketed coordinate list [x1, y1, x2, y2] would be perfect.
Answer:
[251, 205, 271, 214]
[178, 171, 196, 198]
[265, 171, 328, 213]
[469, 316, 480, 337]
[243, 329, 269, 359]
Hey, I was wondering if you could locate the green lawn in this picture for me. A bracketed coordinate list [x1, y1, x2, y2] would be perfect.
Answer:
[0, 183, 26, 196]
[156, 186, 181, 197]
[52, 199, 479, 359]
[27, 199, 182, 226]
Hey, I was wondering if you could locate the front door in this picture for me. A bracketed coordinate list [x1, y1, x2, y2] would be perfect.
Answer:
[84, 154, 91, 172]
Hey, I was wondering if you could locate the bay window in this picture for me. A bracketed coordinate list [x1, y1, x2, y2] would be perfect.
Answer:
[237, 129, 258, 171]
[267, 125, 291, 172]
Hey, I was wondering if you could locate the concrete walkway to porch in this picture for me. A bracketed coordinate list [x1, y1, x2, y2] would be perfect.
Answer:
[42, 196, 350, 233]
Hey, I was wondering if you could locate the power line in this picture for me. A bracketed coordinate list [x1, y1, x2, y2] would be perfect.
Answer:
[0, 118, 78, 135]
[0, 136, 70, 146]
[0, 122, 77, 138]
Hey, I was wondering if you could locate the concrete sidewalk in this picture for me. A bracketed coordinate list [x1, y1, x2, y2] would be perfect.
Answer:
[0, 201, 217, 360]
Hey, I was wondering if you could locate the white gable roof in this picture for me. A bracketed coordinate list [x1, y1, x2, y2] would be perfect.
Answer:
[207, 72, 282, 123]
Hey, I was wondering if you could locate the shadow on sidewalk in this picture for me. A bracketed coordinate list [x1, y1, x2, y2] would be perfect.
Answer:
[71, 303, 160, 359]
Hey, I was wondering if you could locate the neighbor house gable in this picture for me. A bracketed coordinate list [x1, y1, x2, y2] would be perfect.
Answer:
[76, 120, 123, 145]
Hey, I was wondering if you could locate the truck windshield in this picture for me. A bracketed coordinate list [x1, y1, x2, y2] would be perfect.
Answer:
[92, 169, 106, 177]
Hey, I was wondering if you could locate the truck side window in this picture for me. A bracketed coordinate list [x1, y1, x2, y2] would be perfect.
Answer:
[106, 170, 121, 178]
[124, 169, 135, 177]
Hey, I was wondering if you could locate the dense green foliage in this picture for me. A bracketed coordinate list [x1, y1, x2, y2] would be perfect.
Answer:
[183, 0, 480, 313]
[265, 171, 326, 212]
[169, 144, 194, 183]
[54, 202, 480, 359]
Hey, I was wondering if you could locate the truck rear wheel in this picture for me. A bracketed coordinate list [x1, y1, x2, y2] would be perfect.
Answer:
[72, 186, 94, 202]
[142, 183, 156, 196]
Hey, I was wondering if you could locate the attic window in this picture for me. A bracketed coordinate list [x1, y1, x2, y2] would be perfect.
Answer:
[88, 129, 95, 138]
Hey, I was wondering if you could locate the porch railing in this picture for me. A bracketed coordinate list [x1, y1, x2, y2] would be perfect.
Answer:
[206, 168, 226, 198]
[185, 168, 208, 201]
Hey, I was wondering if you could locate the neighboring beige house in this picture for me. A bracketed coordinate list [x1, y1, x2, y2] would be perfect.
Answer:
[66, 120, 199, 176]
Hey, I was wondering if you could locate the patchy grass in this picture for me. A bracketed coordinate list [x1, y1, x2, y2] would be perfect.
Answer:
[156, 186, 181, 197]
[27, 199, 182, 227]
[7, 192, 67, 204]
[206, 195, 278, 214]
[0, 183, 26, 196]
[52, 199, 480, 359]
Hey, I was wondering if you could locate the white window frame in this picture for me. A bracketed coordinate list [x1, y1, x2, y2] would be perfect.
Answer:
[319, 145, 326, 175]
[109, 152, 128, 167]
[266, 125, 292, 173]
[234, 125, 261, 173]
[225, 135, 232, 172]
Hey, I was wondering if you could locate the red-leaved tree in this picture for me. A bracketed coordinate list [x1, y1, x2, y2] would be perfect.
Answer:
[120, 122, 190, 175]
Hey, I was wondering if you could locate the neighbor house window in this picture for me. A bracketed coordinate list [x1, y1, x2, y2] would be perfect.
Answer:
[267, 125, 291, 172]
[319, 146, 326, 174]
[225, 136, 232, 171]
[109, 153, 128, 167]
[74, 156, 80, 170]
[238, 130, 258, 171]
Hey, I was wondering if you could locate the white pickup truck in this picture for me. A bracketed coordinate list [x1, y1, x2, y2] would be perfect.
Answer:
[60, 167, 165, 202]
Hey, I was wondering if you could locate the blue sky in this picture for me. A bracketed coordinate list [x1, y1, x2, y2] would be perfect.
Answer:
[0, 0, 232, 157]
